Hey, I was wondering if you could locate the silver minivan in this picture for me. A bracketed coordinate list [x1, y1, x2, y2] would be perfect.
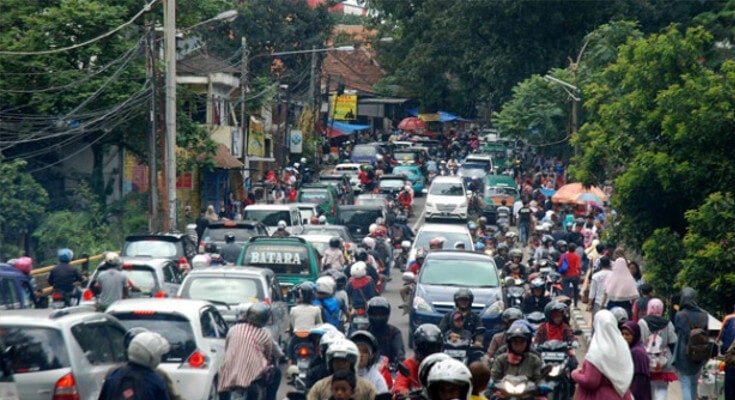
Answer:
[243, 204, 305, 235]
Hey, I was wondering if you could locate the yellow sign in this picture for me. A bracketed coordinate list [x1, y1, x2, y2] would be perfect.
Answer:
[332, 94, 357, 120]
[247, 116, 265, 157]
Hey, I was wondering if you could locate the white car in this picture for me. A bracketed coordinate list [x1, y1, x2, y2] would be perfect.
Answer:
[424, 176, 469, 221]
[243, 204, 305, 235]
[106, 299, 227, 400]
[333, 163, 362, 192]
[409, 224, 474, 265]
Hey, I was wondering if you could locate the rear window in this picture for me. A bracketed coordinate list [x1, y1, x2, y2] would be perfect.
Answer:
[485, 186, 518, 198]
[393, 151, 418, 161]
[123, 240, 179, 258]
[71, 321, 126, 365]
[111, 313, 197, 363]
[429, 182, 464, 196]
[243, 244, 312, 276]
[182, 277, 264, 304]
[243, 210, 291, 226]
[299, 190, 328, 204]
[0, 327, 70, 373]
[339, 209, 382, 229]
[120, 266, 159, 294]
[420, 258, 499, 287]
[202, 226, 260, 242]
[352, 145, 377, 157]
[379, 179, 404, 189]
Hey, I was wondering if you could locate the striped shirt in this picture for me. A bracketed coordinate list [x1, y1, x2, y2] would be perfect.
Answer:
[218, 323, 273, 391]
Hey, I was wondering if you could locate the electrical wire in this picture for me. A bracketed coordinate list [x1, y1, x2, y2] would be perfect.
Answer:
[0, 0, 158, 56]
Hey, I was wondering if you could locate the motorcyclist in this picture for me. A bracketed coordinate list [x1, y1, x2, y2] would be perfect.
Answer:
[346, 262, 378, 315]
[502, 249, 528, 281]
[219, 232, 241, 264]
[397, 186, 413, 216]
[532, 235, 555, 265]
[476, 216, 490, 237]
[350, 330, 392, 394]
[394, 324, 444, 397]
[288, 283, 323, 368]
[390, 215, 415, 243]
[468, 222, 480, 243]
[485, 307, 524, 361]
[534, 301, 578, 368]
[272, 220, 291, 237]
[493, 244, 510, 274]
[489, 322, 543, 392]
[322, 237, 347, 271]
[324, 269, 351, 326]
[314, 276, 342, 329]
[405, 248, 426, 275]
[366, 296, 405, 366]
[496, 200, 511, 226]
[304, 328, 344, 388]
[521, 278, 551, 315]
[425, 358, 473, 400]
[307, 338, 377, 400]
[438, 289, 481, 339]
[350, 249, 380, 283]
[47, 248, 84, 307]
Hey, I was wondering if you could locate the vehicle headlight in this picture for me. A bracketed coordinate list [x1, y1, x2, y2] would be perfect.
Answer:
[548, 365, 562, 378]
[503, 380, 526, 395]
[459, 201, 468, 208]
[482, 300, 504, 317]
[412, 296, 433, 312]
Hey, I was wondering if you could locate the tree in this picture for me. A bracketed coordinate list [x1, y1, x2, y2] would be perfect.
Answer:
[0, 157, 49, 256]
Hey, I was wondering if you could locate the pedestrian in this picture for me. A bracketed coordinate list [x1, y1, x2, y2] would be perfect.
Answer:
[672, 287, 709, 400]
[628, 260, 644, 287]
[48, 248, 84, 307]
[204, 205, 219, 223]
[603, 248, 639, 318]
[92, 252, 129, 311]
[638, 298, 677, 400]
[718, 305, 735, 400]
[195, 208, 209, 242]
[560, 242, 582, 307]
[621, 321, 651, 400]
[632, 283, 654, 323]
[571, 309, 633, 399]
[517, 200, 533, 247]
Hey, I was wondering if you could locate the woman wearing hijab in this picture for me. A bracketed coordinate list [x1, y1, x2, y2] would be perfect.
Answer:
[638, 298, 677, 400]
[621, 321, 651, 400]
[604, 248, 639, 318]
[673, 287, 709, 400]
[572, 309, 633, 399]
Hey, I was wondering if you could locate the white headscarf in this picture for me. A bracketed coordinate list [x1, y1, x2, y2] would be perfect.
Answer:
[585, 309, 633, 397]
[604, 257, 639, 301]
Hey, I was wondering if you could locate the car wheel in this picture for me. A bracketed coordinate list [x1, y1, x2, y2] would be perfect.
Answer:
[208, 377, 219, 400]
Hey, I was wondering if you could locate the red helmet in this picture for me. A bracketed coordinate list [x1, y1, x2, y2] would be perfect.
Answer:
[14, 256, 33, 274]
[374, 226, 388, 237]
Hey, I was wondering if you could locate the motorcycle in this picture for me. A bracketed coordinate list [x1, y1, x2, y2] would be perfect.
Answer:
[50, 288, 81, 309]
[395, 240, 411, 271]
[287, 332, 315, 384]
[489, 375, 547, 400]
[538, 268, 563, 298]
[443, 330, 485, 365]
[399, 272, 415, 315]
[537, 340, 578, 400]
[503, 277, 526, 309]
[525, 311, 545, 332]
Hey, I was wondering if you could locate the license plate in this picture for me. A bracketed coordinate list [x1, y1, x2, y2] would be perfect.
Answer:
[542, 352, 566, 361]
[297, 359, 310, 369]
[442, 212, 449, 216]
[445, 349, 466, 358]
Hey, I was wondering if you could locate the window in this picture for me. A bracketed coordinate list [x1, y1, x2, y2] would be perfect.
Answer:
[112, 313, 197, 363]
[0, 326, 70, 372]
[429, 182, 464, 196]
[163, 264, 174, 283]
[200, 310, 217, 338]
[243, 210, 291, 226]
[419, 259, 499, 287]
[0, 278, 21, 310]
[183, 277, 263, 304]
[123, 240, 177, 258]
[71, 321, 127, 365]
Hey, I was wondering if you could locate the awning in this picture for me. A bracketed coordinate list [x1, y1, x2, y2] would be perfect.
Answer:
[403, 108, 467, 122]
[324, 121, 371, 139]
[200, 143, 244, 169]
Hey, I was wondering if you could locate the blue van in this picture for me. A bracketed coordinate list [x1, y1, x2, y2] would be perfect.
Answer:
[350, 144, 384, 164]
[0, 264, 37, 309]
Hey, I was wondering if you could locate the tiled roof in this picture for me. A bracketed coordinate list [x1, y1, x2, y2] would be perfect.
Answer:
[179, 49, 239, 76]
[322, 48, 385, 94]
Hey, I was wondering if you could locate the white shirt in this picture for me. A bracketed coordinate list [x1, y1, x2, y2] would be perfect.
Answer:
[589, 269, 612, 307]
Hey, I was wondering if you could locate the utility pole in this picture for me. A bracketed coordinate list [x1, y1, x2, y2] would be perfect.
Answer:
[309, 45, 319, 165]
[240, 37, 250, 182]
[145, 24, 159, 232]
[164, 0, 177, 232]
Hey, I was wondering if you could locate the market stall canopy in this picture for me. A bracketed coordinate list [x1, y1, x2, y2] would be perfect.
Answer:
[397, 117, 425, 131]
[551, 182, 608, 204]
[404, 108, 468, 122]
[324, 120, 371, 139]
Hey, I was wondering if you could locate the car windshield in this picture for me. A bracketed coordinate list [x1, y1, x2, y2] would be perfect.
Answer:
[485, 186, 518, 197]
[302, 226, 350, 241]
[429, 182, 464, 196]
[299, 190, 328, 204]
[113, 313, 198, 362]
[393, 167, 417, 176]
[0, 326, 70, 373]
[202, 227, 260, 242]
[242, 244, 311, 276]
[415, 231, 472, 250]
[299, 207, 317, 221]
[352, 145, 376, 157]
[304, 239, 329, 254]
[458, 167, 486, 177]
[379, 179, 405, 189]
[394, 151, 418, 161]
[243, 210, 291, 226]
[182, 277, 264, 304]
[339, 209, 382, 230]
[419, 258, 499, 287]
[123, 240, 178, 258]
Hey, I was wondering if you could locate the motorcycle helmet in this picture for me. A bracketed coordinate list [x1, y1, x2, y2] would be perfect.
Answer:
[547, 248, 561, 262]
[544, 301, 568, 323]
[413, 324, 443, 361]
[277, 220, 288, 230]
[57, 248, 73, 263]
[351, 261, 367, 278]
[300, 157, 307, 164]
[505, 321, 533, 355]
[415, 248, 427, 260]
[501, 307, 524, 327]
[319, 329, 345, 355]
[316, 276, 336, 296]
[318, 215, 327, 224]
[496, 243, 509, 254]
[530, 277, 545, 291]
[505, 231, 517, 239]
[127, 331, 170, 370]
[368, 224, 378, 235]
[542, 235, 554, 246]
[329, 237, 342, 249]
[13, 256, 33, 275]
[246, 302, 272, 328]
[225, 233, 236, 243]
[366, 296, 391, 326]
[509, 249, 523, 260]
[467, 222, 477, 230]
[326, 338, 360, 373]
[354, 249, 368, 262]
[349, 330, 380, 366]
[418, 353, 452, 388]
[191, 254, 211, 269]
[453, 288, 474, 308]
[426, 359, 473, 400]
[555, 240, 568, 251]
[362, 237, 376, 250]
[104, 252, 121, 267]
[401, 240, 412, 249]
[474, 242, 485, 251]
[479, 216, 488, 226]
[296, 282, 315, 303]
[324, 269, 347, 290]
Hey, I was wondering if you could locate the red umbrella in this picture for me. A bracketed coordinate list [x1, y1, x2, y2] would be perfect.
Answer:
[397, 117, 425, 131]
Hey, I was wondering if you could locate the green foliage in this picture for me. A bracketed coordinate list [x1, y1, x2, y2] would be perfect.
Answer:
[642, 228, 684, 303]
[0, 157, 49, 251]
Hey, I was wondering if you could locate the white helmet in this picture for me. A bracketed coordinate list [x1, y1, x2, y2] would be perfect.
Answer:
[368, 224, 378, 234]
[127, 331, 170, 370]
[351, 261, 367, 278]
[294, 162, 301, 169]
[319, 330, 346, 354]
[418, 352, 452, 388]
[326, 338, 360, 373]
[427, 358, 473, 400]
[277, 220, 287, 229]
[404, 185, 412, 191]
[300, 157, 307, 164]
[401, 240, 412, 249]
[191, 254, 211, 269]
[318, 215, 327, 224]
[104, 252, 120, 266]
[316, 276, 336, 295]
[361, 236, 376, 250]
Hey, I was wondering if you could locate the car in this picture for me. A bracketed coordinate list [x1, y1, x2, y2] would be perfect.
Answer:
[354, 193, 390, 208]
[350, 143, 384, 164]
[297, 184, 340, 224]
[479, 143, 511, 173]
[378, 174, 409, 196]
[0, 337, 19, 400]
[292, 202, 320, 225]
[121, 232, 198, 270]
[199, 220, 269, 254]
[317, 174, 354, 204]
[106, 299, 228, 400]
[237, 236, 322, 291]
[333, 163, 362, 192]
[243, 204, 305, 235]
[464, 154, 495, 174]
[392, 165, 426, 194]
[177, 266, 289, 344]
[408, 251, 504, 344]
[483, 175, 520, 224]
[424, 175, 469, 221]
[0, 307, 128, 400]
[302, 224, 357, 253]
[392, 147, 426, 166]
[457, 163, 488, 188]
[336, 205, 388, 241]
[409, 223, 474, 264]
[81, 257, 184, 306]
[0, 263, 37, 309]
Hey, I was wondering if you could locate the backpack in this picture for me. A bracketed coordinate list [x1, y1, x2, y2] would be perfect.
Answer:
[558, 254, 569, 275]
[109, 366, 146, 400]
[682, 311, 712, 364]
[645, 329, 671, 372]
[315, 297, 341, 328]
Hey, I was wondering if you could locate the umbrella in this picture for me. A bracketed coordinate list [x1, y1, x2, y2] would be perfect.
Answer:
[552, 182, 608, 204]
[575, 192, 604, 205]
[397, 117, 425, 131]
[539, 188, 556, 198]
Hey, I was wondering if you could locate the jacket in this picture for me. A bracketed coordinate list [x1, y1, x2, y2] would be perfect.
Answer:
[346, 277, 378, 310]
[98, 364, 171, 400]
[490, 351, 543, 385]
[392, 356, 420, 393]
[48, 262, 83, 293]
[439, 309, 481, 337]
[217, 323, 272, 392]
[308, 375, 377, 400]
[369, 323, 405, 364]
[572, 360, 633, 400]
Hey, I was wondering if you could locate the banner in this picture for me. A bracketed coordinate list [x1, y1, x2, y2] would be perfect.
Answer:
[231, 127, 242, 158]
[418, 113, 441, 122]
[290, 129, 303, 154]
[332, 94, 357, 120]
[247, 116, 265, 157]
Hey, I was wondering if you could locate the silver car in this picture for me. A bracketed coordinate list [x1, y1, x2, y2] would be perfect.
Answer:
[177, 266, 289, 347]
[106, 298, 227, 400]
[0, 307, 127, 400]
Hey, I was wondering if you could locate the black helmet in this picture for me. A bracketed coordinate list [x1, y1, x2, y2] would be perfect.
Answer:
[479, 216, 488, 225]
[329, 236, 342, 249]
[505, 322, 533, 354]
[225, 232, 236, 243]
[497, 243, 509, 253]
[501, 307, 524, 326]
[246, 302, 272, 328]
[296, 282, 315, 303]
[325, 269, 347, 290]
[349, 330, 380, 366]
[555, 240, 568, 251]
[544, 300, 568, 322]
[509, 249, 523, 260]
[367, 297, 391, 326]
[397, 214, 408, 224]
[413, 324, 443, 361]
[355, 249, 368, 262]
[453, 288, 474, 308]
[547, 248, 561, 262]
[530, 277, 545, 290]
[542, 235, 554, 245]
